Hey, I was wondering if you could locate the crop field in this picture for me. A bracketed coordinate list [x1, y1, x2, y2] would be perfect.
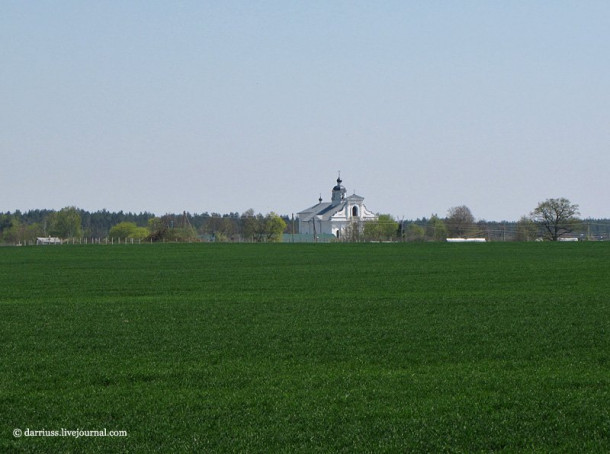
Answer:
[1, 242, 609, 452]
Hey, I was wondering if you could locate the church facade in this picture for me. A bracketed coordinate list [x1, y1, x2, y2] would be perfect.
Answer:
[297, 176, 377, 239]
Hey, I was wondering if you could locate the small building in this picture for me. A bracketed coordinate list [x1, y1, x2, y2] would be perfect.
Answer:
[298, 176, 377, 239]
[37, 237, 62, 245]
[446, 238, 486, 243]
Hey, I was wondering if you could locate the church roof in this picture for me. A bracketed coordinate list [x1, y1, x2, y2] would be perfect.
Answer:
[298, 175, 372, 222]
[346, 194, 364, 201]
[297, 201, 345, 222]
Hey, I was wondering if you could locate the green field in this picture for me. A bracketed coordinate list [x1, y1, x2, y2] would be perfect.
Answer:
[1, 243, 609, 452]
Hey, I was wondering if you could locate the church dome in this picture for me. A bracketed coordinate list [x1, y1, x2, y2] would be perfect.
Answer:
[333, 176, 345, 191]
[331, 176, 347, 204]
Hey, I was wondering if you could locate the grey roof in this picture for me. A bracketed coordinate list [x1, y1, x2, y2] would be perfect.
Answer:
[298, 201, 345, 222]
[298, 191, 368, 221]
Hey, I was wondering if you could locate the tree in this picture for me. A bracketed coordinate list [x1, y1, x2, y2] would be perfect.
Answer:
[515, 216, 538, 241]
[145, 216, 197, 242]
[343, 221, 363, 242]
[146, 217, 168, 242]
[203, 216, 237, 242]
[446, 205, 475, 238]
[530, 198, 581, 241]
[425, 215, 448, 241]
[0, 213, 12, 234]
[109, 222, 149, 240]
[240, 211, 287, 242]
[109, 222, 138, 239]
[363, 214, 399, 241]
[406, 223, 425, 242]
[240, 209, 260, 242]
[47, 207, 82, 239]
[1, 217, 43, 244]
[131, 227, 149, 240]
[263, 213, 287, 242]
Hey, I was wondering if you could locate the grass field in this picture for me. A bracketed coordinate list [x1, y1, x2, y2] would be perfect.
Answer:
[1, 242, 609, 452]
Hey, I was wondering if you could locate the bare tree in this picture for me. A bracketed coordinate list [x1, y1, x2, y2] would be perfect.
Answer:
[446, 205, 475, 238]
[530, 198, 580, 241]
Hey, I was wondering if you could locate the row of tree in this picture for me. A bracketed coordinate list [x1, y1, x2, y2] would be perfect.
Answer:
[0, 208, 288, 244]
[325, 198, 603, 242]
[401, 198, 590, 242]
[1, 198, 607, 244]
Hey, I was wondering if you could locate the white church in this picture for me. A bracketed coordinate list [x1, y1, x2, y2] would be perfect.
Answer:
[298, 175, 377, 239]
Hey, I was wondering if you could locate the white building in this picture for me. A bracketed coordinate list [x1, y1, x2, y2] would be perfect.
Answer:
[36, 237, 62, 245]
[298, 176, 377, 239]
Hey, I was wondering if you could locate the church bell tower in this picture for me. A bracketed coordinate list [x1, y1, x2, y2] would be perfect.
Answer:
[331, 173, 346, 205]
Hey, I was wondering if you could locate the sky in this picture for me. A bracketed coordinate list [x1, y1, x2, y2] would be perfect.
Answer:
[2, 1, 609, 221]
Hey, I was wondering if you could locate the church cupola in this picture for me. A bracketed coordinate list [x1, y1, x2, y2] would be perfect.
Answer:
[331, 174, 346, 205]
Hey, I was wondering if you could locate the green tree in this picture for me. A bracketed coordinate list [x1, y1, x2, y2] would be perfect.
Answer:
[263, 213, 287, 242]
[240, 211, 286, 242]
[47, 207, 82, 239]
[132, 227, 149, 240]
[109, 222, 149, 240]
[363, 220, 378, 241]
[515, 216, 538, 241]
[363, 214, 398, 241]
[530, 198, 581, 241]
[406, 223, 425, 242]
[426, 215, 448, 241]
[165, 226, 198, 242]
[109, 222, 138, 239]
[2, 218, 43, 244]
[0, 213, 12, 235]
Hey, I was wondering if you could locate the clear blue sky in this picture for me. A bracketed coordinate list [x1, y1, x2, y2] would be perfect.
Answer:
[2, 1, 609, 221]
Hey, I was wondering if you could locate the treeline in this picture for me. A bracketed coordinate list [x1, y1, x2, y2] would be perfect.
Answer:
[402, 218, 610, 242]
[0, 208, 290, 244]
[400, 204, 610, 242]
[348, 205, 610, 242]
[2, 205, 610, 245]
